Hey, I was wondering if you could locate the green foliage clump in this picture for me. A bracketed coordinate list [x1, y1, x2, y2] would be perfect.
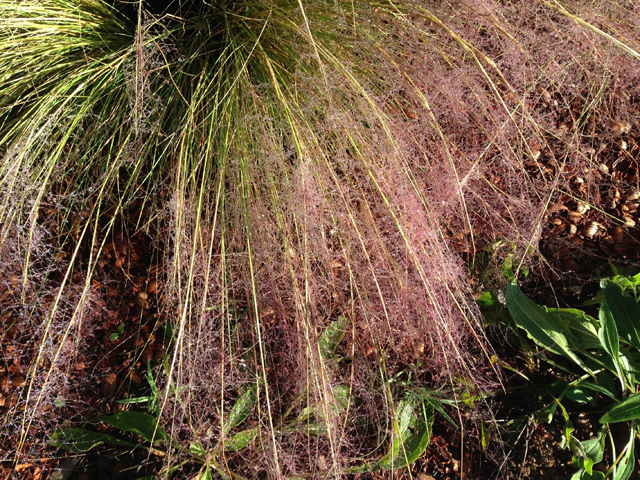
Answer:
[505, 273, 640, 480]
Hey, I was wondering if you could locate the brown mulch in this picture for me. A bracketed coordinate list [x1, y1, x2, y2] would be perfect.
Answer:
[0, 197, 166, 479]
[530, 84, 639, 304]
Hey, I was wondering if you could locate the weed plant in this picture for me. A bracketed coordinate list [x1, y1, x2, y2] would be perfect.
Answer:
[504, 272, 640, 480]
[1, 0, 639, 477]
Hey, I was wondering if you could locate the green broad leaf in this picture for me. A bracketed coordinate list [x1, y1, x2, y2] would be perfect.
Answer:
[599, 300, 626, 388]
[601, 280, 640, 350]
[599, 300, 620, 360]
[301, 385, 352, 434]
[318, 316, 348, 359]
[547, 308, 601, 351]
[347, 403, 434, 473]
[478, 291, 510, 326]
[564, 387, 596, 405]
[395, 399, 416, 439]
[480, 420, 490, 450]
[225, 384, 257, 433]
[597, 372, 619, 401]
[566, 432, 585, 459]
[545, 380, 572, 398]
[376, 403, 434, 470]
[505, 283, 588, 370]
[476, 291, 495, 307]
[364, 398, 415, 459]
[571, 470, 605, 480]
[51, 428, 139, 453]
[189, 441, 206, 457]
[577, 382, 618, 402]
[616, 347, 640, 385]
[93, 411, 165, 442]
[616, 349, 636, 387]
[109, 324, 125, 341]
[536, 401, 558, 424]
[199, 467, 213, 480]
[558, 402, 578, 453]
[609, 272, 640, 296]
[501, 254, 516, 281]
[296, 403, 314, 422]
[293, 385, 351, 436]
[600, 393, 640, 423]
[225, 428, 259, 452]
[146, 360, 158, 396]
[330, 384, 351, 415]
[297, 385, 351, 428]
[461, 390, 481, 408]
[579, 435, 604, 475]
[505, 416, 529, 447]
[612, 427, 635, 480]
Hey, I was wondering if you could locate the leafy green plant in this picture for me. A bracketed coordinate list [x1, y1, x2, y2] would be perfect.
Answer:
[51, 411, 166, 453]
[109, 324, 125, 342]
[116, 360, 160, 416]
[346, 396, 434, 474]
[505, 273, 640, 479]
[54, 317, 443, 478]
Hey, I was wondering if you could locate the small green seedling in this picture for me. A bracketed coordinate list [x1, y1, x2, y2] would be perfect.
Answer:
[109, 324, 125, 342]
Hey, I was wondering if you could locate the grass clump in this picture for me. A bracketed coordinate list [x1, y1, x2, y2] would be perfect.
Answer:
[1, 0, 639, 477]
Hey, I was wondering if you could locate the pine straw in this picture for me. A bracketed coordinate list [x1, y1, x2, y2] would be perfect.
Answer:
[1, 0, 639, 477]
